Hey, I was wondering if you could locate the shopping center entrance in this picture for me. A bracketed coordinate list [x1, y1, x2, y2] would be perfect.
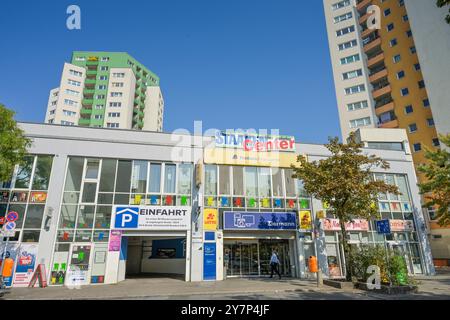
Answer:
[123, 235, 187, 280]
[224, 239, 294, 277]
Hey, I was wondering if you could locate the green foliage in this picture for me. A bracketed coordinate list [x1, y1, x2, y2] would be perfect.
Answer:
[437, 0, 450, 24]
[0, 103, 32, 182]
[417, 134, 450, 227]
[292, 133, 399, 280]
[351, 245, 415, 286]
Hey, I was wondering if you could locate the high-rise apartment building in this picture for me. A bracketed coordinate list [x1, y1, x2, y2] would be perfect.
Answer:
[323, 0, 450, 266]
[45, 51, 164, 132]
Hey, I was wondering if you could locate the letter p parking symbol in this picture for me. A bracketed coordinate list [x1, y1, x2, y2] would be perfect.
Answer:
[115, 207, 139, 229]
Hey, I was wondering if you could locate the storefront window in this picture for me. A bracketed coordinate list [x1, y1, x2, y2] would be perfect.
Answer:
[178, 164, 192, 195]
[396, 175, 410, 201]
[82, 183, 97, 203]
[205, 165, 217, 195]
[131, 161, 148, 193]
[115, 160, 132, 193]
[85, 160, 100, 179]
[258, 168, 271, 198]
[22, 230, 40, 242]
[148, 163, 162, 193]
[14, 157, 34, 189]
[232, 167, 244, 196]
[99, 159, 116, 192]
[272, 168, 283, 197]
[95, 206, 112, 229]
[32, 156, 53, 190]
[219, 166, 231, 195]
[65, 158, 84, 191]
[23, 205, 45, 229]
[245, 167, 258, 197]
[296, 180, 308, 197]
[77, 205, 95, 229]
[75, 230, 92, 242]
[59, 205, 78, 229]
[284, 169, 296, 197]
[7, 204, 26, 229]
[164, 164, 176, 194]
[385, 174, 399, 201]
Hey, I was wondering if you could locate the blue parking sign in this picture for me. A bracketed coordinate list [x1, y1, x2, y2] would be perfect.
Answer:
[376, 220, 391, 235]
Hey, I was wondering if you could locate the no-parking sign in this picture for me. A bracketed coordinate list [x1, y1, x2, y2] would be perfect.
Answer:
[6, 211, 19, 222]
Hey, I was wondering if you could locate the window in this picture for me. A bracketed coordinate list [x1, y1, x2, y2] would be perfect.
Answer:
[390, 38, 398, 47]
[108, 112, 120, 118]
[384, 9, 391, 16]
[350, 117, 371, 129]
[336, 25, 355, 37]
[95, 105, 104, 109]
[423, 99, 430, 107]
[345, 84, 365, 95]
[148, 163, 162, 193]
[106, 123, 119, 128]
[96, 95, 106, 99]
[99, 76, 108, 81]
[49, 110, 56, 115]
[414, 63, 421, 71]
[406, 30, 412, 38]
[112, 73, 125, 78]
[408, 123, 417, 133]
[397, 71, 405, 79]
[427, 118, 435, 127]
[413, 143, 422, 152]
[100, 66, 109, 71]
[332, 0, 350, 10]
[410, 46, 417, 54]
[67, 79, 81, 87]
[64, 99, 78, 107]
[432, 138, 440, 147]
[233, 167, 244, 195]
[418, 80, 425, 89]
[404, 105, 413, 114]
[109, 102, 122, 107]
[98, 85, 107, 90]
[178, 164, 193, 195]
[164, 164, 176, 194]
[387, 23, 394, 31]
[63, 110, 76, 117]
[340, 54, 360, 65]
[401, 88, 409, 96]
[204, 165, 217, 195]
[69, 69, 83, 77]
[110, 92, 123, 97]
[342, 69, 362, 80]
[101, 57, 110, 62]
[131, 161, 148, 193]
[347, 100, 368, 111]
[112, 82, 124, 87]
[94, 115, 103, 120]
[65, 89, 80, 96]
[393, 54, 401, 63]
[334, 12, 352, 24]
[61, 121, 75, 126]
[218, 166, 231, 195]
[258, 168, 271, 198]
[245, 167, 258, 197]
[338, 39, 358, 51]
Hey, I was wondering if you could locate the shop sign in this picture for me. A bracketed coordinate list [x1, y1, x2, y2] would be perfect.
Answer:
[215, 131, 296, 153]
[299, 211, 312, 230]
[204, 148, 299, 168]
[321, 218, 369, 231]
[13, 244, 38, 287]
[389, 219, 414, 232]
[223, 212, 297, 230]
[203, 208, 218, 231]
[112, 206, 191, 231]
[203, 242, 216, 281]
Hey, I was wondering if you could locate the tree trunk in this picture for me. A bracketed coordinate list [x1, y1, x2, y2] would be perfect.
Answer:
[339, 219, 352, 281]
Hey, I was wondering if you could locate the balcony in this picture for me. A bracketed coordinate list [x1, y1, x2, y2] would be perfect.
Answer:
[86, 60, 99, 66]
[85, 79, 96, 86]
[78, 118, 91, 126]
[361, 27, 376, 38]
[367, 52, 385, 68]
[359, 12, 370, 25]
[364, 37, 382, 54]
[379, 119, 399, 129]
[375, 101, 395, 116]
[133, 108, 144, 117]
[356, 0, 372, 13]
[86, 70, 97, 77]
[369, 68, 388, 83]
[373, 84, 391, 99]
[83, 89, 95, 96]
[82, 98, 94, 105]
[80, 109, 93, 115]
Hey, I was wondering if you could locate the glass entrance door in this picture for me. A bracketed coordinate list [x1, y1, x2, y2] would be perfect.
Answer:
[224, 242, 258, 277]
[388, 242, 413, 274]
[259, 240, 291, 277]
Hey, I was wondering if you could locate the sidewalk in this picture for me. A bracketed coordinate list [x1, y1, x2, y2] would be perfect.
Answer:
[3, 277, 350, 300]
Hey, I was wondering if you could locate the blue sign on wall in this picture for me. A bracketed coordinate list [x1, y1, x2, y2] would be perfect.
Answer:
[203, 243, 216, 281]
[205, 232, 215, 241]
[376, 220, 391, 235]
[223, 212, 297, 230]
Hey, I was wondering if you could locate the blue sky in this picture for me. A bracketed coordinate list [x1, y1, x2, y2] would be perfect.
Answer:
[0, 0, 340, 143]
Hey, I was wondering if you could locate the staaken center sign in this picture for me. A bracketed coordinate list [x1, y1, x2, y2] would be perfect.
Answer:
[112, 206, 191, 231]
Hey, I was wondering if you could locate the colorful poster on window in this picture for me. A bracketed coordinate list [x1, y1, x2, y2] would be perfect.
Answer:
[13, 244, 38, 287]
[321, 218, 369, 231]
[29, 192, 47, 203]
[299, 211, 312, 230]
[0, 243, 20, 287]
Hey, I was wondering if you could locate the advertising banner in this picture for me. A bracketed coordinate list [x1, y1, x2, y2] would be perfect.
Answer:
[203, 242, 216, 281]
[203, 208, 218, 231]
[389, 219, 414, 232]
[108, 230, 123, 252]
[111, 206, 191, 231]
[299, 211, 312, 230]
[13, 244, 38, 287]
[0, 243, 20, 287]
[223, 212, 297, 230]
[321, 218, 369, 231]
[214, 131, 296, 152]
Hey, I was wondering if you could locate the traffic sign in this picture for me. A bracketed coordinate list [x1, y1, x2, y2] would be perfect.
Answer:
[6, 211, 19, 222]
[376, 220, 391, 235]
[0, 217, 5, 225]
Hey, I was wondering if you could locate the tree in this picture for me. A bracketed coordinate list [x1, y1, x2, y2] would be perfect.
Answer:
[291, 133, 399, 281]
[437, 0, 450, 24]
[0, 103, 31, 182]
[418, 134, 450, 227]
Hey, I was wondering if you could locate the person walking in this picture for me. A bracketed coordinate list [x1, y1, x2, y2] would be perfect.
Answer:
[269, 250, 282, 279]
